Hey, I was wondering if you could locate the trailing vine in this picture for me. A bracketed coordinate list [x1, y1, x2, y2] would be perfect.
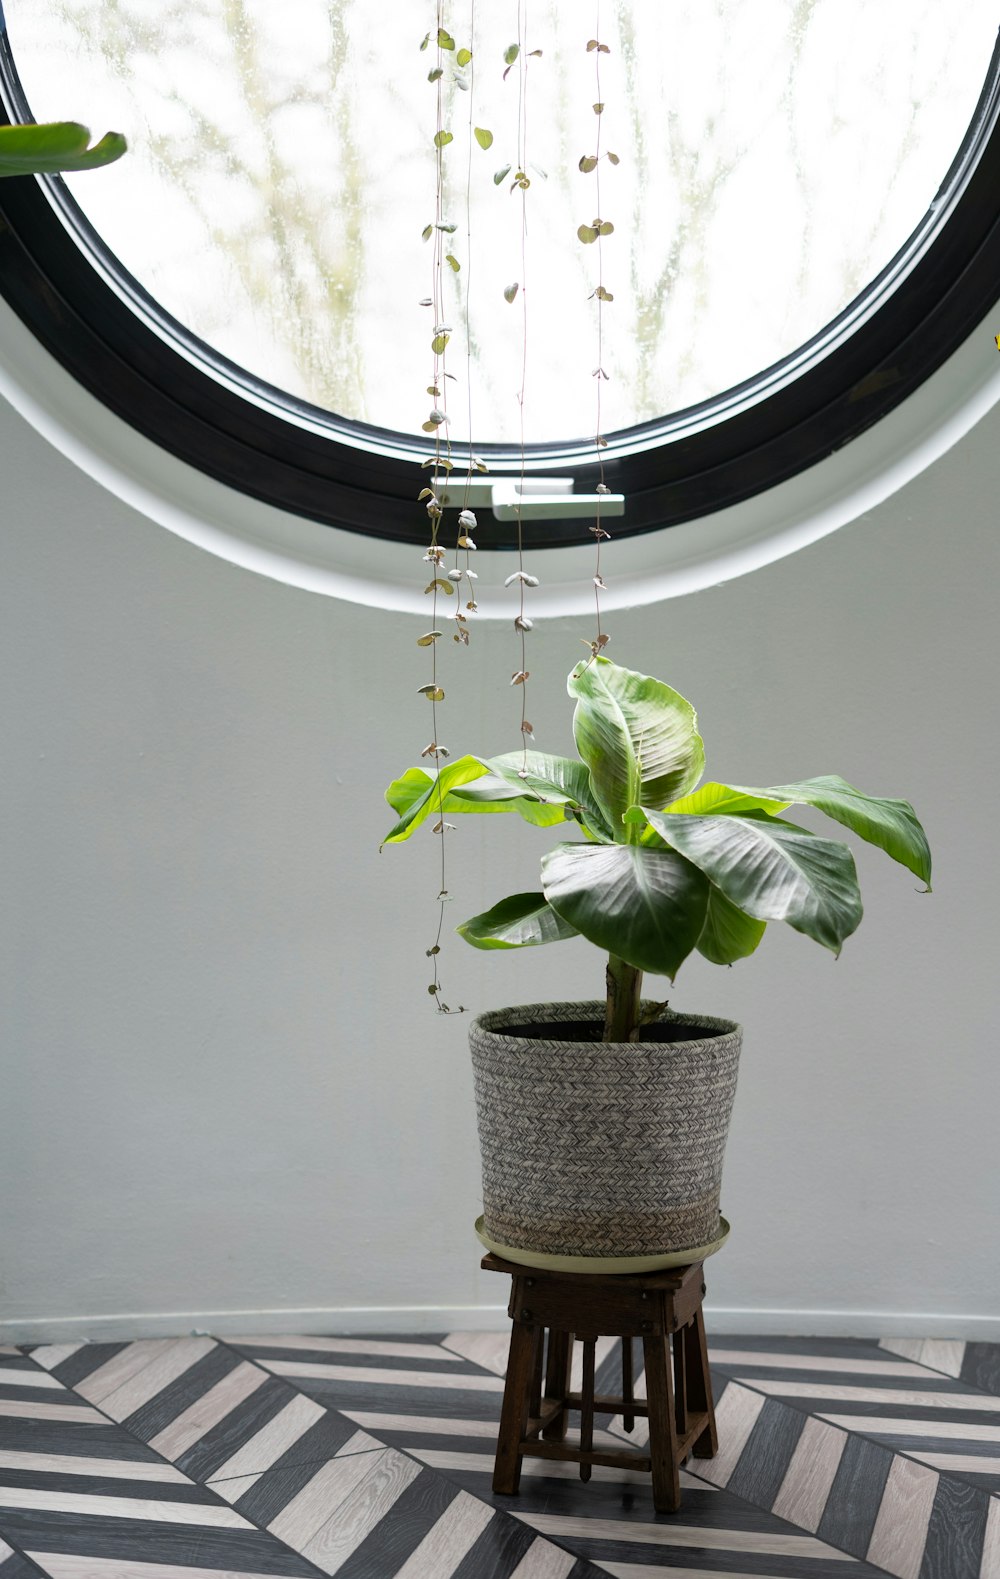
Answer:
[414, 11, 465, 1013]
[454, 4, 484, 643]
[579, 14, 617, 661]
[500, 9, 543, 766]
[412, 4, 498, 1010]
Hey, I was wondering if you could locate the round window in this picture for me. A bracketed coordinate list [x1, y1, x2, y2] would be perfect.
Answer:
[1, 0, 1000, 551]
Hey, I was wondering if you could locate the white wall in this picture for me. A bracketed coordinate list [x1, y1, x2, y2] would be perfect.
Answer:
[2, 379, 998, 1342]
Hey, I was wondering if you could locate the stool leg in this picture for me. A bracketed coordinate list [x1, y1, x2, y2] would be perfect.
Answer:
[542, 1330, 572, 1441]
[643, 1331, 681, 1514]
[621, 1336, 635, 1433]
[528, 1325, 545, 1421]
[493, 1318, 536, 1494]
[579, 1338, 596, 1481]
[686, 1303, 718, 1458]
[673, 1325, 689, 1449]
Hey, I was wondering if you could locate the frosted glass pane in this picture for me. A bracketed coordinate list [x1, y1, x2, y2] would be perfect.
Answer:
[6, 0, 995, 445]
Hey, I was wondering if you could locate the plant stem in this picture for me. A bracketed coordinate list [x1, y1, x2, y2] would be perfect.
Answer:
[604, 953, 643, 1042]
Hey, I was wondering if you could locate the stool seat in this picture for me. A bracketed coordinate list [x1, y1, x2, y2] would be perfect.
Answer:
[482, 1252, 717, 1514]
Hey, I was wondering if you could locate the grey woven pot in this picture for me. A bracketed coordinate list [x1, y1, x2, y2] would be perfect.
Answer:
[470, 1001, 742, 1259]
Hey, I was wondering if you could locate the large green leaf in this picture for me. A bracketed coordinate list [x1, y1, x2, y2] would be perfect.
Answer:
[381, 756, 488, 845]
[697, 888, 767, 965]
[541, 841, 710, 979]
[568, 657, 704, 829]
[385, 763, 566, 836]
[486, 751, 583, 801]
[385, 767, 438, 818]
[448, 774, 568, 827]
[643, 809, 863, 954]
[728, 775, 931, 887]
[457, 892, 579, 950]
[665, 781, 791, 817]
[509, 798, 576, 829]
[487, 751, 613, 839]
[0, 122, 127, 176]
[448, 774, 532, 804]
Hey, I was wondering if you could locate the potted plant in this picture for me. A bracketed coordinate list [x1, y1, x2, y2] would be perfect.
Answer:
[383, 653, 930, 1269]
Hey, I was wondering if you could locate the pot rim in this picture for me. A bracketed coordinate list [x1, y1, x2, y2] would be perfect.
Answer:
[470, 1000, 741, 1047]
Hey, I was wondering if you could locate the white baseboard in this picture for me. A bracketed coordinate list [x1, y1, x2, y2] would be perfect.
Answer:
[0, 1305, 511, 1344]
[704, 1307, 1000, 1341]
[3, 1303, 999, 1345]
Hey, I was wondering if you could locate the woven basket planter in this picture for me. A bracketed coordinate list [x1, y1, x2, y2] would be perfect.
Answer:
[470, 1001, 742, 1260]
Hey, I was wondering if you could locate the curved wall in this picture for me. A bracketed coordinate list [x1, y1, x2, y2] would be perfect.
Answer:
[1, 312, 998, 1340]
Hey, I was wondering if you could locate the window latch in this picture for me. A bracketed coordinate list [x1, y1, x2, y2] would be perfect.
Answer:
[434, 475, 625, 521]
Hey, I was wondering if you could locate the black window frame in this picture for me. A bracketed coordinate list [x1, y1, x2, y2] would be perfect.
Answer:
[2, 21, 1000, 553]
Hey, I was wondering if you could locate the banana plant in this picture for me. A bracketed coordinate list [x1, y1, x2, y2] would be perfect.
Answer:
[0, 122, 126, 178]
[383, 656, 930, 1042]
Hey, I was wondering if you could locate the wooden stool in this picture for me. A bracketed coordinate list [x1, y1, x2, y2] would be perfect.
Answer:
[482, 1252, 717, 1513]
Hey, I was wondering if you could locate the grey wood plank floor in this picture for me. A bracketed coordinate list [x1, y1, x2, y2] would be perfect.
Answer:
[0, 1332, 996, 1579]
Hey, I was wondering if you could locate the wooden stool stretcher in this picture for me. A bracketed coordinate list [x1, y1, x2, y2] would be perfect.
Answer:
[482, 1253, 717, 1514]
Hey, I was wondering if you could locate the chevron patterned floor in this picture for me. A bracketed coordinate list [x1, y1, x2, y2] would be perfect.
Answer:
[0, 1329, 997, 1579]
